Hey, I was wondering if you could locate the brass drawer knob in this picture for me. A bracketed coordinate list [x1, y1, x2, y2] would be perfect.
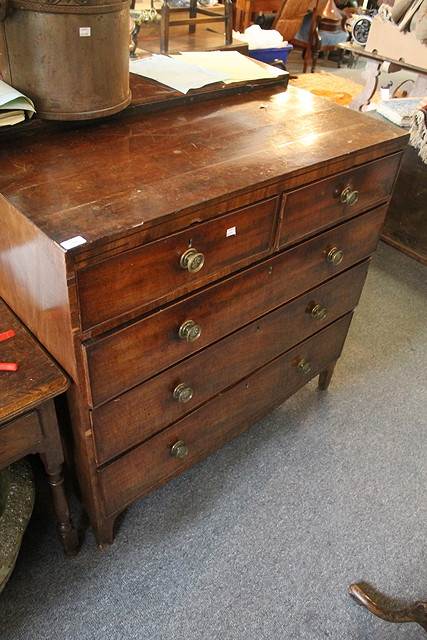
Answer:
[171, 440, 189, 458]
[340, 186, 359, 206]
[326, 247, 344, 266]
[178, 319, 202, 342]
[173, 382, 194, 403]
[180, 247, 205, 273]
[297, 359, 311, 374]
[310, 304, 327, 320]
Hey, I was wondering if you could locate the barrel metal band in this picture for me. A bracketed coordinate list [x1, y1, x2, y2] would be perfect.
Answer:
[8, 0, 128, 13]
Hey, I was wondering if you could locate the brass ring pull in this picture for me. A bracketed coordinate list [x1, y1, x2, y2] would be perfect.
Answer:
[178, 319, 202, 342]
[180, 248, 205, 273]
[173, 383, 194, 403]
[171, 440, 189, 458]
[326, 247, 344, 266]
[310, 304, 327, 320]
[340, 186, 359, 206]
[297, 359, 311, 374]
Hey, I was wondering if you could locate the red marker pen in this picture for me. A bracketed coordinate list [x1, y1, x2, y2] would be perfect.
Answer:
[0, 330, 15, 342]
[0, 362, 18, 371]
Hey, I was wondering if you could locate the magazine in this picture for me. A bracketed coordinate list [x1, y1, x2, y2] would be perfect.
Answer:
[376, 97, 425, 127]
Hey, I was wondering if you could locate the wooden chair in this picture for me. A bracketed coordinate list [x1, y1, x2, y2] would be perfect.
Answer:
[273, 0, 348, 73]
[272, 0, 312, 43]
[234, 0, 282, 33]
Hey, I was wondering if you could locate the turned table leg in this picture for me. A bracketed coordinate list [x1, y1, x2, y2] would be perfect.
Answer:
[46, 467, 80, 556]
[160, 0, 170, 53]
[349, 583, 427, 632]
[38, 401, 79, 557]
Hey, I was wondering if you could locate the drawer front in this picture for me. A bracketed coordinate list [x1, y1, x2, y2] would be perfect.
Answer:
[92, 262, 368, 465]
[77, 198, 278, 331]
[85, 205, 386, 407]
[279, 154, 401, 247]
[0, 411, 42, 468]
[98, 314, 352, 517]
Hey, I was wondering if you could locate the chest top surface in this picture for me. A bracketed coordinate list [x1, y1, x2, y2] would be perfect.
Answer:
[0, 82, 408, 251]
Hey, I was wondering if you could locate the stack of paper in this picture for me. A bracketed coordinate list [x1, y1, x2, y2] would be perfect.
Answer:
[0, 80, 35, 127]
[130, 51, 285, 94]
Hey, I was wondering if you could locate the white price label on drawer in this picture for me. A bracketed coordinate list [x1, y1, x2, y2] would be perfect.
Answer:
[60, 235, 87, 250]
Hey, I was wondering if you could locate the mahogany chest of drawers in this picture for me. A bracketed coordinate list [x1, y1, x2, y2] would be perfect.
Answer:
[0, 79, 408, 547]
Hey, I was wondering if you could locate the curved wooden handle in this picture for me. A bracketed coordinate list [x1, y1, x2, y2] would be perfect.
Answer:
[349, 583, 427, 631]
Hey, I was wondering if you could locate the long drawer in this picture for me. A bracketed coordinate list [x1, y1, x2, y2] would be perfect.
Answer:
[77, 197, 278, 331]
[0, 411, 42, 467]
[279, 153, 401, 247]
[85, 205, 387, 407]
[91, 262, 369, 465]
[98, 314, 352, 517]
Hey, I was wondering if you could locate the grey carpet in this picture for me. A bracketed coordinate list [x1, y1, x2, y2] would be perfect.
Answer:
[1, 242, 426, 640]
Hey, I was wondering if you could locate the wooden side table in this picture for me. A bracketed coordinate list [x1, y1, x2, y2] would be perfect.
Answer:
[336, 42, 427, 112]
[159, 0, 233, 54]
[0, 299, 79, 557]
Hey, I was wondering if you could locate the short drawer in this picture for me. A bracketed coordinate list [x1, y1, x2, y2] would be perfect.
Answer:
[77, 197, 278, 331]
[0, 411, 42, 468]
[91, 261, 368, 464]
[85, 205, 387, 407]
[279, 153, 401, 247]
[98, 314, 352, 517]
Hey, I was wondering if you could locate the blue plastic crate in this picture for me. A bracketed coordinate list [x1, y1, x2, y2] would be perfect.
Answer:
[249, 44, 293, 65]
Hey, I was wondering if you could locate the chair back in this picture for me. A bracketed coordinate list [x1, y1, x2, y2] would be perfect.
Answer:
[272, 0, 312, 42]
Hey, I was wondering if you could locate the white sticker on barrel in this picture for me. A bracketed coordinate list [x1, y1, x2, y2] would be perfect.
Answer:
[79, 27, 91, 37]
[226, 226, 236, 237]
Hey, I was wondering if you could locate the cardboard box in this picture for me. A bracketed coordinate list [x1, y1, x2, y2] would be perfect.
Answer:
[365, 16, 427, 69]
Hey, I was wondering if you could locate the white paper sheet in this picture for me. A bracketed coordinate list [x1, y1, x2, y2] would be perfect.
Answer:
[129, 55, 228, 94]
[0, 80, 35, 115]
[172, 51, 285, 84]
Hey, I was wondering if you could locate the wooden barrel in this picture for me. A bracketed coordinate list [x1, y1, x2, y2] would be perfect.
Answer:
[0, 0, 131, 120]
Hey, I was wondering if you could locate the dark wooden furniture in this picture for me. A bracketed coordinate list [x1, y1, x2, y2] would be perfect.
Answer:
[349, 584, 427, 632]
[0, 300, 79, 556]
[381, 143, 427, 265]
[0, 74, 408, 547]
[130, 19, 248, 57]
[304, 0, 347, 74]
[273, 0, 347, 73]
[234, 0, 282, 33]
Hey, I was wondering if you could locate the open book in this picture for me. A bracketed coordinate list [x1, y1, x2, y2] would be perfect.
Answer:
[0, 80, 35, 127]
[130, 51, 286, 95]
